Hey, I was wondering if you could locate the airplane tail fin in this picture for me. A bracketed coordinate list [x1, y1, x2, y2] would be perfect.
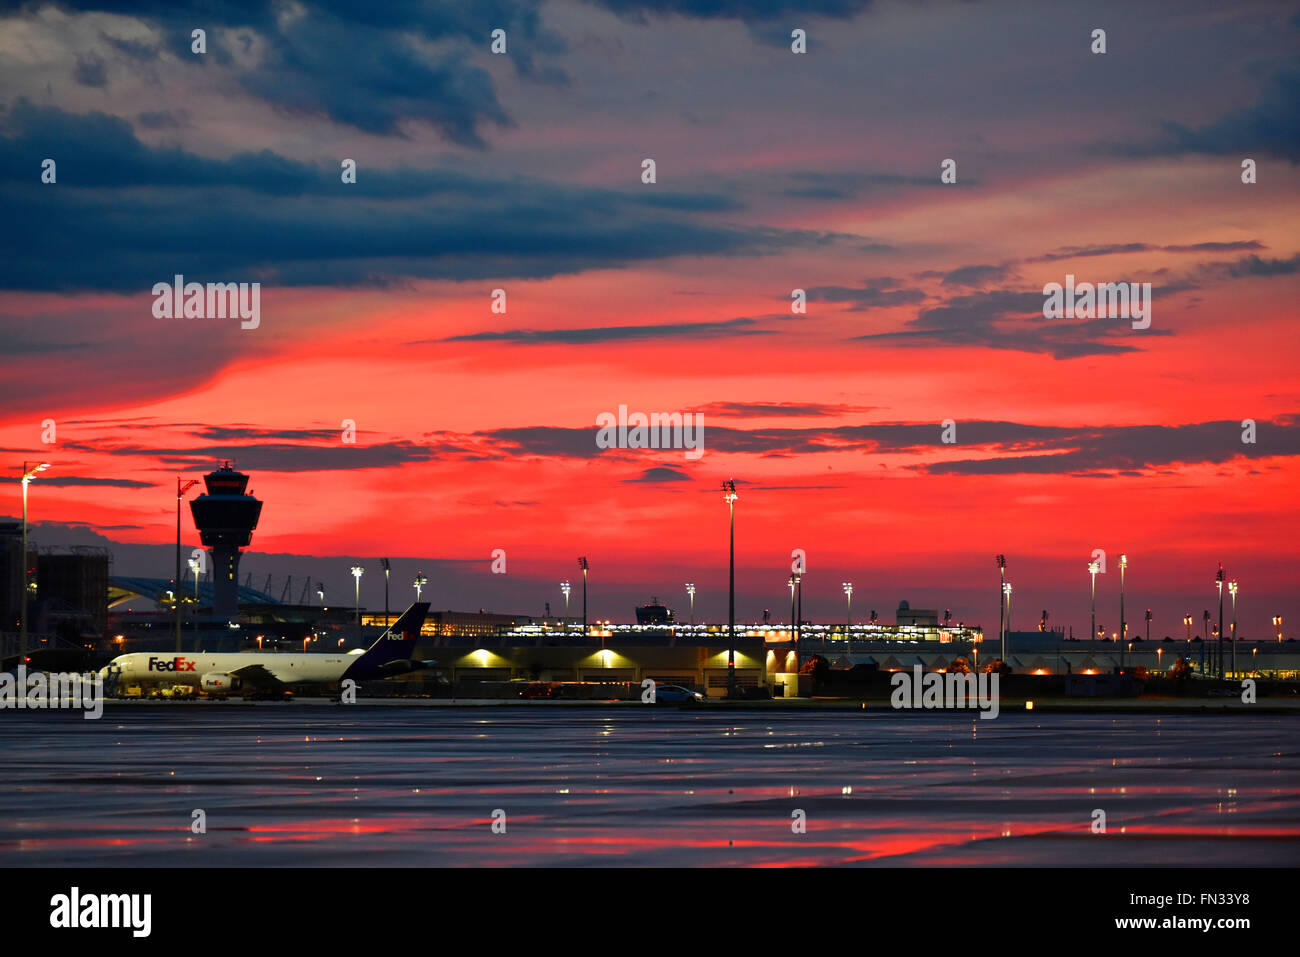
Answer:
[347, 602, 430, 676]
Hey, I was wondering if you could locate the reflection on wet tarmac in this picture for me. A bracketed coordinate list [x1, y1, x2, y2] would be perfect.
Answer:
[1, 708, 1296, 866]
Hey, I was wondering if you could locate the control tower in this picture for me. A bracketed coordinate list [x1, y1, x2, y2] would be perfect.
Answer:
[190, 463, 262, 621]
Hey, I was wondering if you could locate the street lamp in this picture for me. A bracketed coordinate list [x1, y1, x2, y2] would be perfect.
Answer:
[351, 565, 364, 643]
[788, 573, 800, 670]
[188, 556, 201, 652]
[1118, 553, 1128, 656]
[175, 478, 198, 652]
[1215, 565, 1225, 679]
[685, 582, 695, 627]
[1088, 559, 1100, 653]
[1228, 579, 1238, 678]
[380, 557, 391, 628]
[842, 582, 853, 634]
[996, 555, 1007, 664]
[1145, 608, 1152, 642]
[577, 558, 589, 639]
[1003, 582, 1012, 634]
[19, 462, 50, 663]
[414, 572, 427, 601]
[722, 480, 738, 699]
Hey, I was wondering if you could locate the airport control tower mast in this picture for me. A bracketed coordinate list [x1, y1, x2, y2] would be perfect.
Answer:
[189, 463, 262, 622]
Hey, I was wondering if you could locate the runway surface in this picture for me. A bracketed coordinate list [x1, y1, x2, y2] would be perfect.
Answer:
[1, 707, 1296, 866]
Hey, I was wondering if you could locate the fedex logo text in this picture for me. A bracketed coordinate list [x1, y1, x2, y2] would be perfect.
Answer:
[148, 657, 197, 672]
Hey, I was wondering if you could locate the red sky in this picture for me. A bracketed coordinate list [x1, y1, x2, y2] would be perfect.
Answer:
[1, 0, 1297, 635]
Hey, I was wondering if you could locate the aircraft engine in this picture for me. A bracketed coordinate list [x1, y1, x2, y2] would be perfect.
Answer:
[201, 673, 238, 693]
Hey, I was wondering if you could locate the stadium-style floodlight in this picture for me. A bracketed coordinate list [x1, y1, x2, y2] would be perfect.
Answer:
[1274, 615, 1284, 643]
[842, 582, 853, 632]
[1003, 582, 1012, 634]
[722, 480, 738, 698]
[381, 557, 391, 628]
[351, 565, 364, 643]
[1184, 613, 1193, 641]
[685, 582, 695, 626]
[19, 462, 51, 661]
[414, 572, 427, 601]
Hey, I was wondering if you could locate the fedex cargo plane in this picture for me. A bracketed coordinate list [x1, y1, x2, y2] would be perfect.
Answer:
[99, 602, 432, 696]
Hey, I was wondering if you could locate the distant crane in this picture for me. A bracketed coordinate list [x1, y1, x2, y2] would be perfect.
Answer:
[263, 573, 273, 595]
[299, 577, 312, 605]
[280, 575, 292, 603]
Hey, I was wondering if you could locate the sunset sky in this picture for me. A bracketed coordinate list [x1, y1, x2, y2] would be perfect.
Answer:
[1, 0, 1297, 637]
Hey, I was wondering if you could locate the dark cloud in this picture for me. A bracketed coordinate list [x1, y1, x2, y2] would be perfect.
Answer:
[1164, 241, 1266, 254]
[73, 52, 107, 87]
[1140, 68, 1300, 163]
[11, 0, 570, 145]
[585, 0, 881, 50]
[807, 282, 926, 311]
[1033, 241, 1266, 262]
[587, 1, 877, 23]
[940, 264, 1014, 286]
[135, 109, 190, 130]
[60, 414, 1298, 479]
[924, 419, 1300, 476]
[695, 401, 877, 418]
[0, 102, 838, 291]
[462, 416, 1300, 476]
[191, 426, 351, 442]
[438, 317, 765, 344]
[854, 289, 1171, 359]
[1159, 69, 1300, 162]
[444, 420, 1071, 460]
[1032, 243, 1153, 262]
[0, 475, 153, 487]
[1221, 253, 1300, 278]
[473, 427, 599, 460]
[627, 466, 691, 482]
[781, 170, 940, 201]
[56, 438, 438, 472]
